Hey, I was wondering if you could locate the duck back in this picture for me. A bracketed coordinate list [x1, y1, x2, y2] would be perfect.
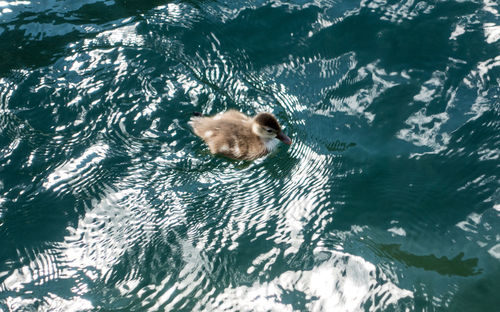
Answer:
[190, 115, 266, 160]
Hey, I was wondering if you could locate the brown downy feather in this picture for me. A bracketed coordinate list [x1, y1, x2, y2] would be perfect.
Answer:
[189, 110, 290, 160]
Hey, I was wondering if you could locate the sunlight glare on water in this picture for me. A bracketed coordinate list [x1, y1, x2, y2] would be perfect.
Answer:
[0, 0, 499, 311]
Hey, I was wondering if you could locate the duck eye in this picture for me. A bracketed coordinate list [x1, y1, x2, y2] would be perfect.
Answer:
[266, 129, 273, 133]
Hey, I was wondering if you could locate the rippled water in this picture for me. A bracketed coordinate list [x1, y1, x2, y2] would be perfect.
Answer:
[0, 0, 499, 311]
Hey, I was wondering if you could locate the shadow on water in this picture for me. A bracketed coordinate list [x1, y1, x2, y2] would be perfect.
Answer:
[373, 243, 481, 277]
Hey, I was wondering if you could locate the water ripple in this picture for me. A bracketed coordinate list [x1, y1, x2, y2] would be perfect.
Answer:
[1, 0, 499, 311]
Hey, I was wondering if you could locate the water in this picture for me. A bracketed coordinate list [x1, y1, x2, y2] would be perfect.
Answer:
[0, 0, 499, 310]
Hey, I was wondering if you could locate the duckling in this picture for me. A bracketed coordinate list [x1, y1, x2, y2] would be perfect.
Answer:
[189, 110, 292, 160]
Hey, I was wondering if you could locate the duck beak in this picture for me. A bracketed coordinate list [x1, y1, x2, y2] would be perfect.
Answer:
[277, 132, 292, 145]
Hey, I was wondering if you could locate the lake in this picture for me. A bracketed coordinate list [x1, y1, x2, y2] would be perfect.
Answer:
[0, 0, 499, 311]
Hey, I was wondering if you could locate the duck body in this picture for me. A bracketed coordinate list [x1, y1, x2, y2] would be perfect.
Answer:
[189, 110, 292, 160]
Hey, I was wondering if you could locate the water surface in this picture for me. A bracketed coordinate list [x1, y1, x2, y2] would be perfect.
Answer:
[0, 0, 499, 311]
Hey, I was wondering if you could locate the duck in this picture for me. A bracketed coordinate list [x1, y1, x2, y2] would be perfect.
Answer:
[189, 110, 292, 160]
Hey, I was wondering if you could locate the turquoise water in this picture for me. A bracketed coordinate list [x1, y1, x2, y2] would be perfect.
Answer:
[0, 0, 499, 310]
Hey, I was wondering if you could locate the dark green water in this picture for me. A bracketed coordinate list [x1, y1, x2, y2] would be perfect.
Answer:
[0, 0, 499, 311]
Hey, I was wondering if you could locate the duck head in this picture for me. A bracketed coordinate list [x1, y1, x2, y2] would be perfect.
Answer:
[252, 113, 292, 145]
